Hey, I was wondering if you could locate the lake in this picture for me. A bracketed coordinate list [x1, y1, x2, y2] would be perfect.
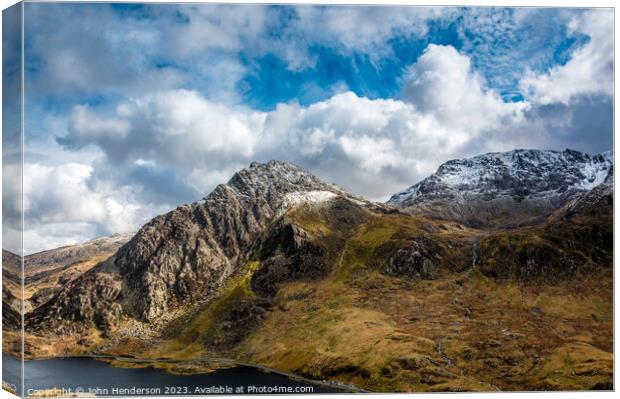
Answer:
[2, 353, 343, 396]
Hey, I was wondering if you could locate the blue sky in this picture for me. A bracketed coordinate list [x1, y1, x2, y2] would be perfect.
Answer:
[23, 5, 594, 111]
[3, 3, 614, 252]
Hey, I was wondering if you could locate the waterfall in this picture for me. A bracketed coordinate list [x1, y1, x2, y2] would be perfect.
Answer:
[471, 238, 478, 270]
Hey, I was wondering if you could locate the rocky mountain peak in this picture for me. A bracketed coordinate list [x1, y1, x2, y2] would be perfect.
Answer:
[387, 148, 613, 227]
[389, 149, 612, 206]
[223, 160, 342, 202]
[28, 160, 354, 327]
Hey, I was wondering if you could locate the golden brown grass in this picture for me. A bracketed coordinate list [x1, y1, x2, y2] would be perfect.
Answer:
[18, 207, 612, 393]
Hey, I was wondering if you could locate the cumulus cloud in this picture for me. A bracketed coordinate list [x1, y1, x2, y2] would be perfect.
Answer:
[57, 46, 538, 204]
[168, 4, 268, 56]
[520, 9, 613, 105]
[24, 3, 447, 102]
[55, 91, 442, 201]
[402, 44, 527, 134]
[62, 90, 266, 167]
[25, 3, 181, 97]
[17, 161, 169, 254]
[2, 163, 22, 254]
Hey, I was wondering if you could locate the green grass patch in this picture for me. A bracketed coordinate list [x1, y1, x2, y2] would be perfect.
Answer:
[176, 261, 261, 345]
[336, 218, 398, 281]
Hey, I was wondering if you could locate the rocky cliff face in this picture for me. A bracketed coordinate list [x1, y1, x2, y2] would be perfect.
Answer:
[475, 166, 613, 283]
[2, 234, 131, 330]
[27, 161, 353, 331]
[2, 250, 22, 330]
[2, 249, 21, 277]
[388, 149, 612, 227]
[118, 161, 357, 322]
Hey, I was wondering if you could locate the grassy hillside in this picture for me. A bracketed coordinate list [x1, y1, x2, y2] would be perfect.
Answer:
[123, 199, 612, 392]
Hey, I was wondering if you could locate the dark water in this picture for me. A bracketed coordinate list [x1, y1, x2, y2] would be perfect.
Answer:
[2, 353, 339, 396]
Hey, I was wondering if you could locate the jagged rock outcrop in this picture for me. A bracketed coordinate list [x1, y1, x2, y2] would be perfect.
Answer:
[388, 149, 612, 227]
[29, 269, 123, 334]
[476, 171, 613, 283]
[251, 221, 328, 297]
[2, 249, 21, 277]
[118, 161, 352, 321]
[558, 167, 613, 219]
[30, 287, 60, 307]
[252, 193, 373, 296]
[542, 168, 613, 268]
[204, 193, 372, 350]
[386, 238, 441, 279]
[2, 300, 21, 331]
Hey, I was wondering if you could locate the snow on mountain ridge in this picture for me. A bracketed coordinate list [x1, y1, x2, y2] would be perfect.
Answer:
[388, 149, 613, 206]
[275, 190, 338, 218]
[223, 160, 343, 199]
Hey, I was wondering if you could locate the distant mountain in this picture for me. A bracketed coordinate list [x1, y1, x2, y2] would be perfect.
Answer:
[24, 233, 133, 276]
[387, 149, 613, 227]
[475, 167, 613, 283]
[2, 234, 131, 330]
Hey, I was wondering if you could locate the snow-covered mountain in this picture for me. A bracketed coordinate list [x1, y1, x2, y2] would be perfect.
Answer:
[388, 149, 613, 227]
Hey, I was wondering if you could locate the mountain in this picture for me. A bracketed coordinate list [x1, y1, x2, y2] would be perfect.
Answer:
[2, 250, 22, 330]
[18, 156, 613, 392]
[475, 169, 613, 283]
[158, 164, 610, 391]
[24, 233, 133, 276]
[27, 161, 371, 332]
[2, 235, 131, 328]
[388, 149, 612, 227]
[2, 234, 130, 356]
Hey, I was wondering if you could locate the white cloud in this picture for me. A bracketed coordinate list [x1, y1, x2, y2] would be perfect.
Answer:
[69, 105, 130, 142]
[2, 163, 23, 254]
[288, 6, 449, 65]
[170, 4, 268, 56]
[402, 44, 528, 134]
[20, 162, 162, 254]
[520, 9, 613, 105]
[339, 135, 402, 174]
[63, 89, 267, 167]
[25, 3, 449, 100]
[24, 163, 105, 223]
[59, 47, 537, 204]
